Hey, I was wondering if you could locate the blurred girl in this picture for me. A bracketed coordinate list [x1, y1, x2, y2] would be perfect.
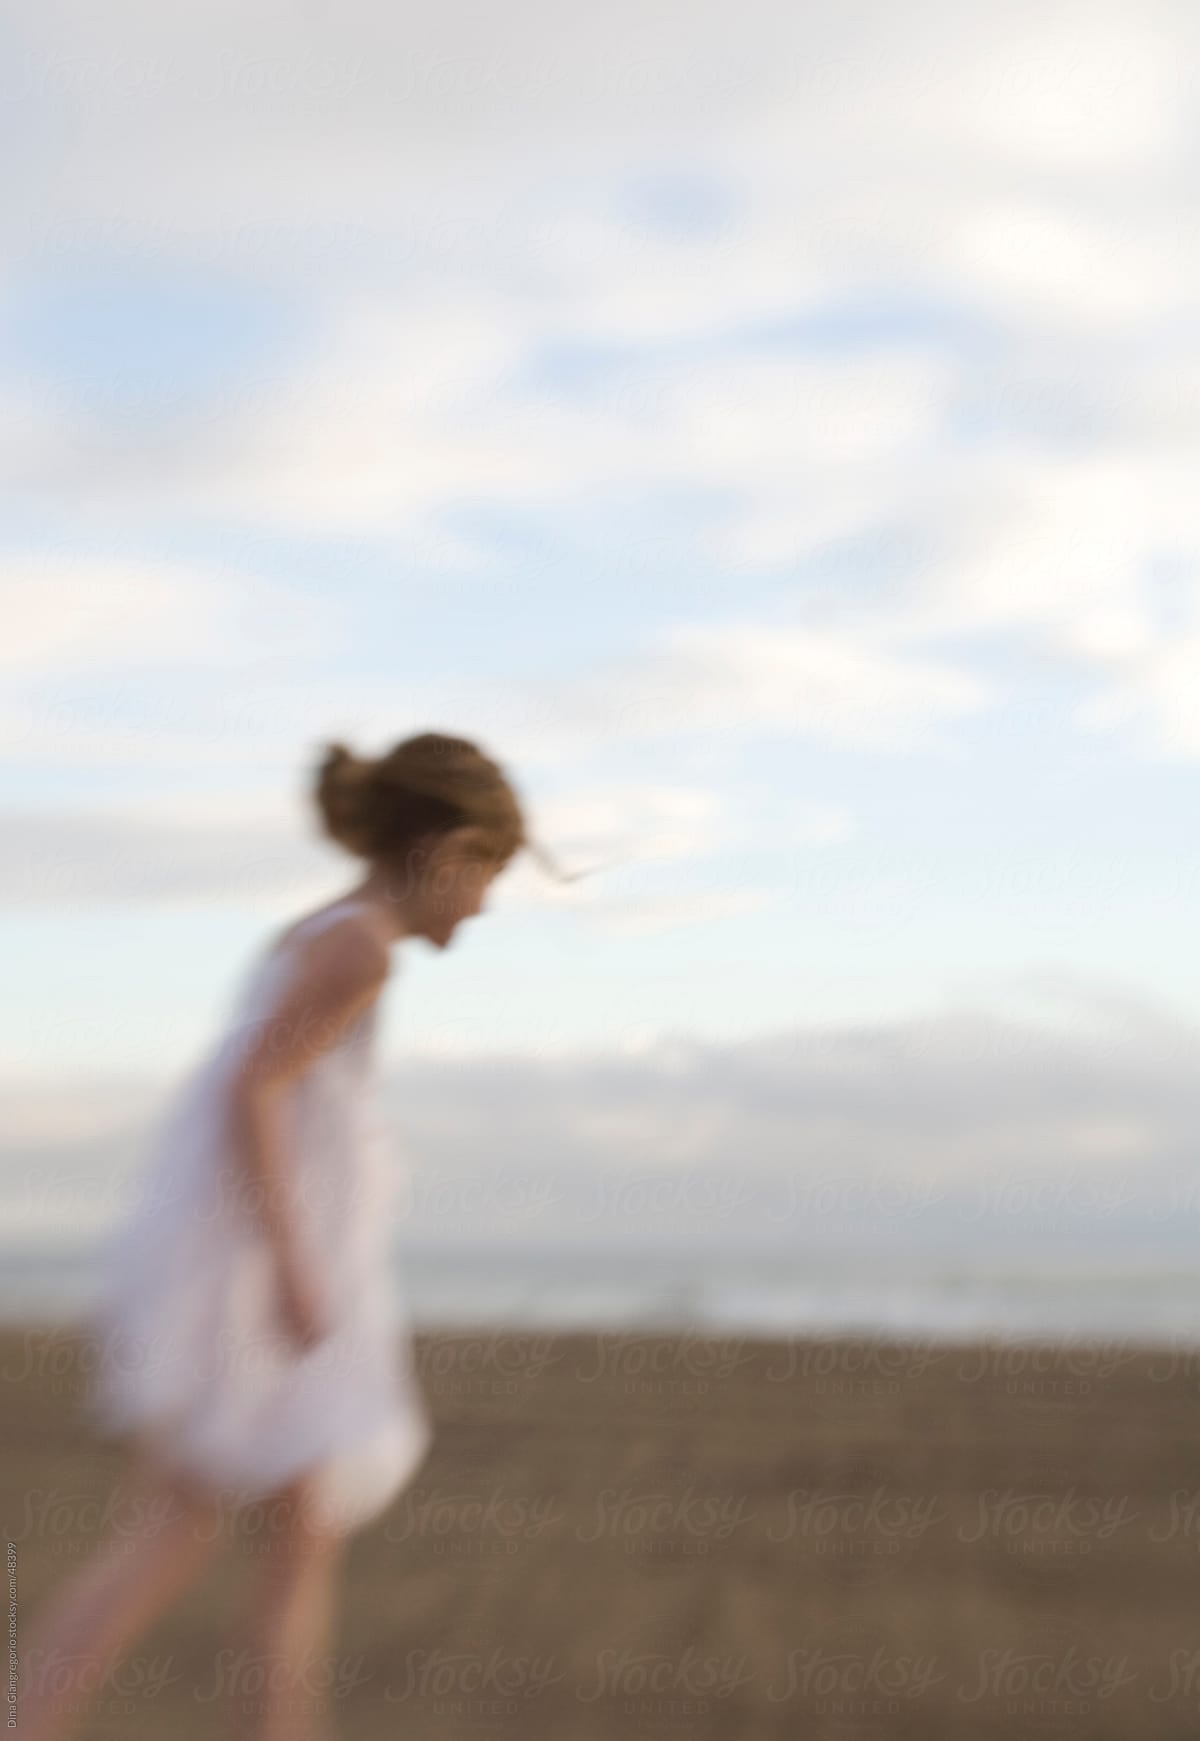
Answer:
[19, 731, 570, 1741]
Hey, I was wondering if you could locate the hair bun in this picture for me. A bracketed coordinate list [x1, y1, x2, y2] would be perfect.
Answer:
[313, 739, 377, 855]
[322, 740, 356, 773]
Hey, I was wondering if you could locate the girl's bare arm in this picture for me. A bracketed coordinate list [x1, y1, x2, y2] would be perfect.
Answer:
[224, 918, 389, 1261]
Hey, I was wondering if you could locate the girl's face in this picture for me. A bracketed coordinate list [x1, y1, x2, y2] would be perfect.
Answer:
[421, 844, 499, 949]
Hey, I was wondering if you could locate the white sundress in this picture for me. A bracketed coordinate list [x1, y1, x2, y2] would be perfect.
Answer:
[83, 897, 434, 1537]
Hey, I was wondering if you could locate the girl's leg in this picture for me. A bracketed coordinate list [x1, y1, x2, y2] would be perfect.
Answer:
[231, 1470, 347, 1741]
[17, 1438, 229, 1741]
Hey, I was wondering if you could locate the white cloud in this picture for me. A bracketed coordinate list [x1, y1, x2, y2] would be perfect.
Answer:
[529, 783, 727, 867]
[788, 805, 856, 848]
[924, 5, 1184, 171]
[631, 619, 989, 750]
[19, 326, 957, 566]
[0, 804, 321, 907]
[906, 451, 1158, 652]
[1075, 633, 1200, 756]
[531, 208, 827, 343]
[0, 553, 347, 769]
[664, 351, 949, 475]
[576, 886, 778, 938]
[886, 445, 1200, 756]
[375, 616, 990, 764]
[947, 202, 1181, 329]
[6, 0, 1200, 768]
[0, 553, 334, 671]
[4, 971, 1198, 1258]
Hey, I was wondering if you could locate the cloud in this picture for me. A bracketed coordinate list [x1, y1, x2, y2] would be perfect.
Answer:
[368, 616, 992, 763]
[6, 0, 1200, 773]
[933, 7, 1184, 171]
[893, 446, 1200, 755]
[946, 202, 1182, 329]
[0, 552, 344, 768]
[0, 490, 997, 779]
[575, 886, 779, 938]
[521, 782, 728, 867]
[3, 971, 1198, 1260]
[1074, 631, 1200, 757]
[0, 553, 330, 670]
[0, 804, 311, 907]
[904, 450, 1157, 651]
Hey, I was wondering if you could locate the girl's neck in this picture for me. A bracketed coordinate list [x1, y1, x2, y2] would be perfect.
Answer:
[341, 882, 409, 945]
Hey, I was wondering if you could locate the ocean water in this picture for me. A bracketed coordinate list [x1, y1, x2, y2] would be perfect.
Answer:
[5, 1238, 1199, 1345]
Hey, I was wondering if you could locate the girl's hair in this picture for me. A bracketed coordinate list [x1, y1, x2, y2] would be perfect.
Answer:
[312, 731, 581, 882]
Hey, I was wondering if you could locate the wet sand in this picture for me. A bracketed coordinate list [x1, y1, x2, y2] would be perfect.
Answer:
[4, 1321, 1198, 1738]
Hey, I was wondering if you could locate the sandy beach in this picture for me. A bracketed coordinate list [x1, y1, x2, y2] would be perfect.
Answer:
[4, 1321, 1196, 1739]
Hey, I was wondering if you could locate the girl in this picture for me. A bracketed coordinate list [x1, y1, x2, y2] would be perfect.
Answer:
[19, 730, 570, 1741]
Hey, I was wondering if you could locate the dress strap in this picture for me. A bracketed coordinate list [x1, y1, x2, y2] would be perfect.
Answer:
[300, 897, 370, 936]
[232, 900, 375, 1022]
[251, 898, 374, 981]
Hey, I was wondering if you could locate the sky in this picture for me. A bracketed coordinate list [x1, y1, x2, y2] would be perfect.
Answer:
[4, 0, 1200, 1269]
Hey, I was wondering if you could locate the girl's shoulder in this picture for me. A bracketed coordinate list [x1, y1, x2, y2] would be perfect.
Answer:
[263, 897, 386, 965]
[266, 898, 391, 995]
[224, 902, 388, 1060]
